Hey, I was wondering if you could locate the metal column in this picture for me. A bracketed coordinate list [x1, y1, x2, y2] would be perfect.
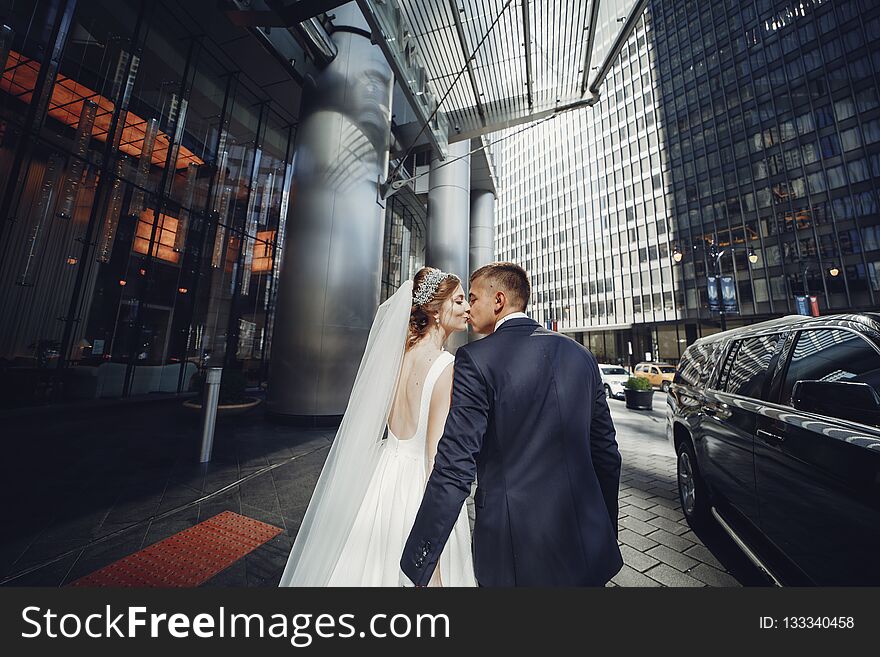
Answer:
[427, 140, 471, 352]
[468, 189, 495, 342]
[469, 189, 495, 274]
[267, 3, 393, 419]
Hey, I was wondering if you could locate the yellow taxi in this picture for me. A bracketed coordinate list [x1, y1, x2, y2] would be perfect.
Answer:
[633, 362, 677, 392]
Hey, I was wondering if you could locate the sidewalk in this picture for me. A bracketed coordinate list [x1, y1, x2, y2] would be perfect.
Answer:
[0, 391, 765, 587]
[0, 394, 333, 586]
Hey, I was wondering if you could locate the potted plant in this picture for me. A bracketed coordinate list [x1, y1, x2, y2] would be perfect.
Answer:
[624, 376, 654, 410]
[183, 368, 261, 415]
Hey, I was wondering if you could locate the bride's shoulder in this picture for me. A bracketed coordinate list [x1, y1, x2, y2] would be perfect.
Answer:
[430, 354, 455, 401]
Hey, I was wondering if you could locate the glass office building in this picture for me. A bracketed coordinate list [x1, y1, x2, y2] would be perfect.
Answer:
[0, 0, 426, 408]
[495, 0, 880, 365]
[0, 0, 302, 407]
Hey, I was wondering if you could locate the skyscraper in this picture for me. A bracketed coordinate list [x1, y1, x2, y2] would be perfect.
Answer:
[495, 0, 880, 365]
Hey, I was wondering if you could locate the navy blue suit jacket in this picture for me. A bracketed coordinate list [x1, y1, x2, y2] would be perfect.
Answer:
[401, 318, 623, 586]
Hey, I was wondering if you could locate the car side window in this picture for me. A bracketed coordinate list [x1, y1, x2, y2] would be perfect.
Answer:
[721, 333, 782, 399]
[676, 341, 725, 388]
[780, 329, 880, 410]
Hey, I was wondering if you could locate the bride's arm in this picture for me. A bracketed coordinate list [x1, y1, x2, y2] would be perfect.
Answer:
[424, 362, 454, 587]
[425, 362, 454, 476]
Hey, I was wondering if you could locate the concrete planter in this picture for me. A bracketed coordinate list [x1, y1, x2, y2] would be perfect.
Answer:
[624, 388, 654, 410]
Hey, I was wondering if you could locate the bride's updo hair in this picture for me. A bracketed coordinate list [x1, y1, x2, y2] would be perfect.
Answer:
[407, 266, 461, 350]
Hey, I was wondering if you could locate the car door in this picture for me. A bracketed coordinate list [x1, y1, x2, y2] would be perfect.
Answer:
[755, 327, 880, 584]
[697, 333, 783, 530]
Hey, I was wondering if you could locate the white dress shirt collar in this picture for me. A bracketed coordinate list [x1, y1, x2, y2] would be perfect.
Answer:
[494, 312, 530, 331]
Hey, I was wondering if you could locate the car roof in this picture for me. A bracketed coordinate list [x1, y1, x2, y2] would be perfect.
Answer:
[688, 313, 880, 347]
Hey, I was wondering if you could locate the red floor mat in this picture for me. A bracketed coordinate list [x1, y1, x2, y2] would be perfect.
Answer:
[70, 511, 283, 587]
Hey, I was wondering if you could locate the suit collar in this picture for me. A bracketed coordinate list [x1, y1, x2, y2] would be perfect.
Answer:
[494, 311, 530, 331]
[492, 316, 539, 333]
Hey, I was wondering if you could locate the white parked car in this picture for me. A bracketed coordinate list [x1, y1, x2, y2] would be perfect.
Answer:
[598, 364, 630, 400]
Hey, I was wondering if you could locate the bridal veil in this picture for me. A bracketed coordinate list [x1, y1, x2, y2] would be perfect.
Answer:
[278, 281, 412, 586]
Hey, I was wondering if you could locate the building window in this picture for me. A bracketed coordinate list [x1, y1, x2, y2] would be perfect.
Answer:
[252, 231, 275, 273]
[841, 127, 862, 151]
[132, 211, 181, 264]
[826, 165, 847, 189]
[848, 159, 869, 184]
[807, 171, 827, 193]
[856, 87, 879, 113]
[820, 134, 841, 158]
[863, 119, 880, 144]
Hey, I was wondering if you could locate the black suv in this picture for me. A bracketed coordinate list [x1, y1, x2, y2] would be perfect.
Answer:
[667, 313, 880, 585]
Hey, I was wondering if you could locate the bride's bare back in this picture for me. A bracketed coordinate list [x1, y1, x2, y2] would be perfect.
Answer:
[387, 345, 444, 440]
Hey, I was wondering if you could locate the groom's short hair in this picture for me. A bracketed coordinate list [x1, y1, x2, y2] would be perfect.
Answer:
[470, 262, 530, 311]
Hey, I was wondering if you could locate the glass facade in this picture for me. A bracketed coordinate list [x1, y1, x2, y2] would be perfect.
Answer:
[494, 0, 880, 364]
[657, 0, 879, 318]
[380, 190, 427, 303]
[0, 0, 299, 406]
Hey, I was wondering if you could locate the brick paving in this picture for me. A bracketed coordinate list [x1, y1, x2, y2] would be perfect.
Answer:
[1, 389, 764, 587]
[606, 391, 755, 587]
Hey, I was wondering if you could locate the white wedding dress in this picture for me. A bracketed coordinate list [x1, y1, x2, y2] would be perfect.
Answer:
[279, 280, 475, 587]
[327, 350, 476, 586]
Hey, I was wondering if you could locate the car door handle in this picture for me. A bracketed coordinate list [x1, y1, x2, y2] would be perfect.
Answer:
[702, 402, 728, 417]
[757, 429, 786, 444]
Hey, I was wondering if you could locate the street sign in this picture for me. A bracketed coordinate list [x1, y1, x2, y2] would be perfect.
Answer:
[708, 276, 738, 313]
[720, 276, 738, 313]
[707, 276, 719, 311]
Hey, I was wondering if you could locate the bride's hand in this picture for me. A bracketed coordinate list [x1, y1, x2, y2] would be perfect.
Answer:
[427, 566, 443, 588]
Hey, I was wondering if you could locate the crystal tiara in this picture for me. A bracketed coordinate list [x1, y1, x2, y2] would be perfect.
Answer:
[413, 268, 451, 306]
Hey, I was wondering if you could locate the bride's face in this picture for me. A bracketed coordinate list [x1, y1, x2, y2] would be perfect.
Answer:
[437, 284, 470, 333]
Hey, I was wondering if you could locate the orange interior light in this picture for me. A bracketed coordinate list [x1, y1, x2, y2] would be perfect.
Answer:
[1, 50, 203, 170]
[132, 210, 181, 264]
[252, 230, 275, 273]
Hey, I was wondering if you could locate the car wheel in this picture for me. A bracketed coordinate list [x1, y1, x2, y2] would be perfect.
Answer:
[677, 439, 709, 527]
[604, 384, 612, 399]
[661, 381, 671, 393]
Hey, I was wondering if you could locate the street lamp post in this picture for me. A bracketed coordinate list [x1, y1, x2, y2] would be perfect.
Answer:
[672, 238, 759, 334]
[790, 257, 840, 312]
[708, 243, 727, 332]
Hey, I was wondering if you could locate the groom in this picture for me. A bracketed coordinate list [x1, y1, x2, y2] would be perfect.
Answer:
[401, 262, 622, 586]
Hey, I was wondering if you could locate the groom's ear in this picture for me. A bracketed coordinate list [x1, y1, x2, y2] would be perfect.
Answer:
[494, 290, 506, 311]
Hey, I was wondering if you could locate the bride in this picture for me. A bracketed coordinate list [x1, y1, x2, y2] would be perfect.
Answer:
[279, 267, 477, 586]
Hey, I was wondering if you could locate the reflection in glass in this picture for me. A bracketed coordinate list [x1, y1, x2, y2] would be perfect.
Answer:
[173, 162, 200, 253]
[127, 117, 159, 216]
[96, 159, 127, 263]
[162, 95, 188, 194]
[18, 153, 64, 285]
[57, 100, 97, 220]
[239, 192, 258, 297]
[211, 185, 231, 268]
[0, 24, 13, 79]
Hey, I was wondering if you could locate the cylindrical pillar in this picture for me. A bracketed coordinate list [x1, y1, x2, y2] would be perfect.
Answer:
[427, 140, 471, 352]
[469, 189, 495, 341]
[199, 367, 222, 463]
[469, 189, 495, 274]
[267, 2, 393, 419]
